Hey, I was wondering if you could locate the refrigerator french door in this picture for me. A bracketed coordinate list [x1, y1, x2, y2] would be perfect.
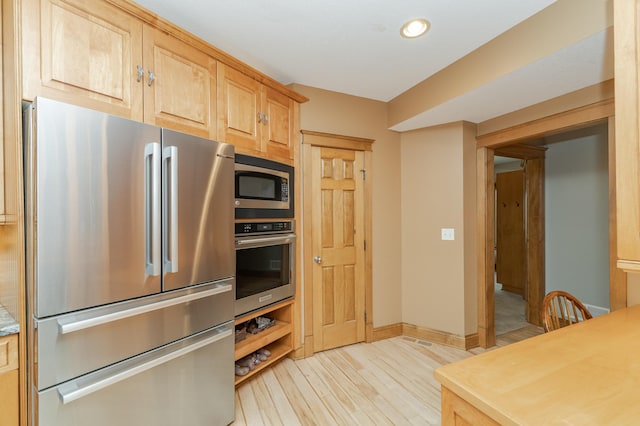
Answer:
[24, 97, 236, 426]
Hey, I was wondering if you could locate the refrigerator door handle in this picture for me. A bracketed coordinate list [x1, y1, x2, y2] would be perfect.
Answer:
[57, 324, 232, 405]
[57, 282, 232, 335]
[144, 142, 161, 276]
[163, 145, 179, 273]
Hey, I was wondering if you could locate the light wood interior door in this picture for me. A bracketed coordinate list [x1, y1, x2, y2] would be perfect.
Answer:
[496, 169, 525, 295]
[311, 146, 365, 352]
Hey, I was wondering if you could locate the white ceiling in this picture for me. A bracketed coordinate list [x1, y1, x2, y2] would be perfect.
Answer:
[134, 0, 610, 131]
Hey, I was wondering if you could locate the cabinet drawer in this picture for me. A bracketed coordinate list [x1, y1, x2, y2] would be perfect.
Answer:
[0, 334, 18, 374]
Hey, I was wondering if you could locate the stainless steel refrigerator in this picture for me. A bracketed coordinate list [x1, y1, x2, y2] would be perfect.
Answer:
[24, 97, 235, 425]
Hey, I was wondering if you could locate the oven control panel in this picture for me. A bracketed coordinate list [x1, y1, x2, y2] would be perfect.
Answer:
[235, 220, 294, 235]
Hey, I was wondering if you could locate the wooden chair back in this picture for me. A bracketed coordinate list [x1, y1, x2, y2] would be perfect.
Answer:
[542, 290, 593, 332]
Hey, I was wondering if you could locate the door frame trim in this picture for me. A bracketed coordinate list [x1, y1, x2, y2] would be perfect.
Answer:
[476, 99, 622, 348]
[301, 130, 374, 356]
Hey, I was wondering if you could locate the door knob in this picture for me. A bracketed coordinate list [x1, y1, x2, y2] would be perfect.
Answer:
[313, 256, 322, 264]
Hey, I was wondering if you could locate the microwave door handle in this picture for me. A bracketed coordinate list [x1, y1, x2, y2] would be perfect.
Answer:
[163, 146, 179, 273]
[144, 143, 161, 276]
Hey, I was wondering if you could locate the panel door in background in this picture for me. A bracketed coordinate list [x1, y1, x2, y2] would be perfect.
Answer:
[496, 170, 526, 296]
[311, 146, 365, 352]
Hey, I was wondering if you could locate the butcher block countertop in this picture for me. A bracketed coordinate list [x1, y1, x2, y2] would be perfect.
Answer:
[435, 305, 640, 425]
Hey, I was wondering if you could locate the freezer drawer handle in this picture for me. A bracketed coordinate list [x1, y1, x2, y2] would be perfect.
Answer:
[57, 283, 232, 335]
[58, 326, 232, 405]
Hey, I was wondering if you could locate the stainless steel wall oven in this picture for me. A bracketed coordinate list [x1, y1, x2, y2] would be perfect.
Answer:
[235, 221, 295, 316]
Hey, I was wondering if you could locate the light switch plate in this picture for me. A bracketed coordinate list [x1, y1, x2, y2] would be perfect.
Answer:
[441, 228, 455, 241]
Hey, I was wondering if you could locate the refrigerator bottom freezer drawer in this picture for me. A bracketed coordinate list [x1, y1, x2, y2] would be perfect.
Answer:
[35, 279, 234, 390]
[36, 322, 235, 426]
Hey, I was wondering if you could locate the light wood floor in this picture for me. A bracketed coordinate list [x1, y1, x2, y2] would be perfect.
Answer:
[495, 285, 529, 335]
[233, 326, 542, 425]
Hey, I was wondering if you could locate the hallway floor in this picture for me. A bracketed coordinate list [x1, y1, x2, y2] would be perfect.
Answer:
[495, 284, 529, 335]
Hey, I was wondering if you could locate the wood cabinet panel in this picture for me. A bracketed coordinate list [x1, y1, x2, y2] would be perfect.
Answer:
[0, 369, 18, 426]
[0, 1, 4, 219]
[23, 0, 218, 138]
[218, 64, 294, 162]
[441, 387, 499, 426]
[263, 86, 294, 160]
[614, 0, 640, 270]
[142, 26, 216, 138]
[217, 64, 261, 153]
[22, 0, 143, 119]
[0, 335, 18, 426]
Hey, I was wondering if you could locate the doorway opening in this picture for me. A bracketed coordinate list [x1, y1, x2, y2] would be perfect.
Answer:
[476, 99, 622, 348]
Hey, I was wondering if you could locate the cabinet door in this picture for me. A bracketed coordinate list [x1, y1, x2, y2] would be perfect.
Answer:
[614, 0, 640, 269]
[263, 86, 294, 160]
[22, 0, 143, 120]
[142, 26, 216, 139]
[0, 2, 4, 219]
[0, 335, 18, 426]
[217, 64, 262, 154]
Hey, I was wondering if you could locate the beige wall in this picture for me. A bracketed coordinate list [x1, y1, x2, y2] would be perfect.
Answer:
[290, 84, 403, 327]
[400, 122, 476, 336]
[291, 77, 614, 340]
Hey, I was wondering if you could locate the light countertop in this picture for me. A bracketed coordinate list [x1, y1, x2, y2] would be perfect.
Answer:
[0, 304, 19, 336]
[435, 305, 640, 425]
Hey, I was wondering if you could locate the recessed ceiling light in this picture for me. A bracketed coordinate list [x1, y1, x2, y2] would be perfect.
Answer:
[400, 18, 430, 39]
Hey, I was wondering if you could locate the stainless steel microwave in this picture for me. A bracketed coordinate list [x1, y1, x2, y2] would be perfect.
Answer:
[234, 154, 294, 218]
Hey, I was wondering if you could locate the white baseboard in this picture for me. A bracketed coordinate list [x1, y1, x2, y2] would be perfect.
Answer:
[585, 304, 609, 317]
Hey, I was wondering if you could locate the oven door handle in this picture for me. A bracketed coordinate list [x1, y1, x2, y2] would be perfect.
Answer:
[235, 234, 296, 247]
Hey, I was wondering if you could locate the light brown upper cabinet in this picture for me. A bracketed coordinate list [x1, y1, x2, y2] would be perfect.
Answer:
[217, 64, 295, 162]
[22, 0, 217, 138]
[614, 0, 640, 271]
[141, 26, 216, 138]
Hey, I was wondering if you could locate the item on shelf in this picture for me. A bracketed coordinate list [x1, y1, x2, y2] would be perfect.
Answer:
[255, 316, 276, 330]
[237, 353, 259, 371]
[246, 319, 259, 335]
[257, 348, 271, 357]
[235, 363, 249, 376]
[235, 324, 247, 343]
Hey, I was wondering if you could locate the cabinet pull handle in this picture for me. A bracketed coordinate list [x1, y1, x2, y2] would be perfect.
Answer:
[263, 114, 269, 125]
[257, 112, 263, 123]
[136, 65, 144, 82]
[148, 70, 155, 87]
